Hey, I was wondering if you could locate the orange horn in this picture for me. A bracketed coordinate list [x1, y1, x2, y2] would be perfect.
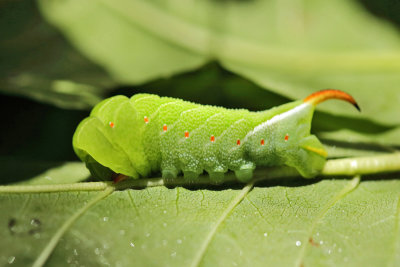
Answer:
[303, 89, 360, 111]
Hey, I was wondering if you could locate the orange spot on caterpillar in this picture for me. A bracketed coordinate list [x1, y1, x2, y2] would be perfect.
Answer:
[303, 89, 360, 111]
[236, 139, 241, 146]
[144, 116, 149, 123]
[163, 124, 167, 132]
[285, 134, 289, 141]
[184, 131, 189, 138]
[210, 135, 215, 142]
[260, 139, 265, 146]
[109, 122, 115, 128]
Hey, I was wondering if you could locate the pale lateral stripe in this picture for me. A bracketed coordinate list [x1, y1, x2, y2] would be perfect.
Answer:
[243, 103, 310, 143]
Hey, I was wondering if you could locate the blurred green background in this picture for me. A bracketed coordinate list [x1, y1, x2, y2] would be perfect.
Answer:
[1, 0, 399, 184]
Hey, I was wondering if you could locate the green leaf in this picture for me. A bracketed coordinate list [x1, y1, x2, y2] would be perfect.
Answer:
[320, 127, 400, 147]
[0, 1, 115, 109]
[37, 0, 400, 124]
[1, 163, 400, 266]
[14, 162, 90, 185]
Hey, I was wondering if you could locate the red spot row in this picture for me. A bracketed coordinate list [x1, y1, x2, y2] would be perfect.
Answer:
[118, 118, 290, 145]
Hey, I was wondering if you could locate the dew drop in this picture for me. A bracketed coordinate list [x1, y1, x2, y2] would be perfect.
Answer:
[162, 240, 168, 246]
[103, 217, 109, 222]
[130, 242, 135, 248]
[328, 249, 332, 255]
[145, 232, 151, 237]
[170, 252, 177, 257]
[263, 232, 268, 237]
[163, 210, 167, 214]
[94, 248, 101, 255]
[163, 222, 167, 227]
[8, 256, 15, 264]
[177, 239, 182, 244]
[73, 249, 78, 256]
[296, 241, 302, 247]
[119, 230, 126, 236]
[338, 248, 342, 253]
[319, 240, 324, 245]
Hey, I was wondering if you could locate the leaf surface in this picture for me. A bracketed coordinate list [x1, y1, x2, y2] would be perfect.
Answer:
[37, 0, 400, 124]
[1, 164, 400, 266]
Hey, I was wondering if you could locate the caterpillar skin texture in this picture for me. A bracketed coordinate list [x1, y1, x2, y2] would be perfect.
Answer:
[73, 90, 359, 182]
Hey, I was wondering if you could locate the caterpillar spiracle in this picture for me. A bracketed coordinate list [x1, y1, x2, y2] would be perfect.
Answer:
[73, 89, 360, 182]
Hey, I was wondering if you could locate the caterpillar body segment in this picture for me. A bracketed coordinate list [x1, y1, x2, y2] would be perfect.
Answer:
[73, 90, 359, 182]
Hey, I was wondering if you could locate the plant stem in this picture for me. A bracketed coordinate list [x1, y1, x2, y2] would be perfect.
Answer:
[0, 153, 399, 193]
[322, 153, 400, 176]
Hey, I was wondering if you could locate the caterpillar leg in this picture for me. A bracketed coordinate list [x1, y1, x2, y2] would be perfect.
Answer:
[204, 157, 227, 184]
[178, 153, 203, 180]
[207, 165, 227, 184]
[182, 170, 202, 180]
[161, 163, 179, 179]
[234, 162, 256, 182]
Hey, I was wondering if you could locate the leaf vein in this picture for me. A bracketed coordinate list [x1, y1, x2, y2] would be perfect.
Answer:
[190, 182, 254, 267]
[294, 176, 360, 267]
[32, 186, 114, 267]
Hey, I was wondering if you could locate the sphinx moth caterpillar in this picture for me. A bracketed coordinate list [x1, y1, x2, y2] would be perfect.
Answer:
[73, 89, 359, 182]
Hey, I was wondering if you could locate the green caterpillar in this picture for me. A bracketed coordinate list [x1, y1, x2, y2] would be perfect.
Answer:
[73, 89, 359, 182]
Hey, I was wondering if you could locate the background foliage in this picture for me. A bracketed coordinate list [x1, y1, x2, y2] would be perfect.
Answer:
[0, 0, 400, 266]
